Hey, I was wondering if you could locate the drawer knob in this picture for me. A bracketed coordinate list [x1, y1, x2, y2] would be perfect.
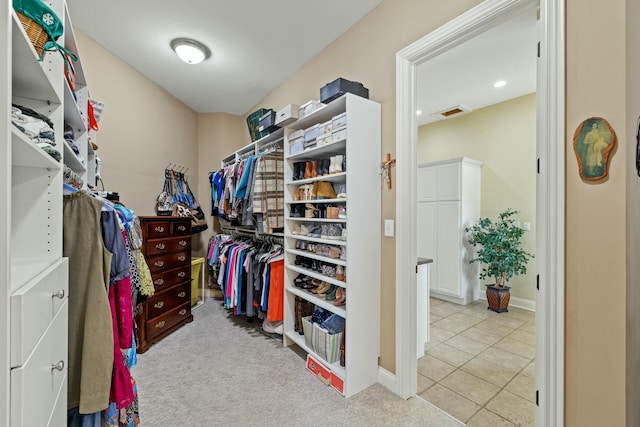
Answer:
[154, 226, 165, 233]
[178, 292, 186, 298]
[179, 240, 187, 247]
[178, 271, 186, 278]
[51, 360, 65, 371]
[52, 289, 65, 299]
[154, 260, 165, 267]
[155, 321, 165, 329]
[154, 301, 165, 309]
[155, 243, 166, 250]
[178, 255, 186, 262]
[154, 279, 164, 286]
[178, 225, 186, 231]
[179, 309, 187, 316]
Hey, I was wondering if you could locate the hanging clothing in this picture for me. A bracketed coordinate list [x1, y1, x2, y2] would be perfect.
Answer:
[63, 192, 114, 414]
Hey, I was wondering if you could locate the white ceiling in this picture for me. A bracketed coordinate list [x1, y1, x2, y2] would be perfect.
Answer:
[416, 9, 537, 126]
[65, 2, 536, 121]
[65, 0, 384, 114]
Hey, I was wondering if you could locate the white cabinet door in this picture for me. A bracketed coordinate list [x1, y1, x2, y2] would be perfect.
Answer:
[417, 202, 437, 290]
[436, 201, 461, 296]
[437, 161, 460, 201]
[417, 166, 437, 202]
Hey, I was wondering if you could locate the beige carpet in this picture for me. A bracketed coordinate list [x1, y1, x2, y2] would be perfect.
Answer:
[133, 298, 464, 426]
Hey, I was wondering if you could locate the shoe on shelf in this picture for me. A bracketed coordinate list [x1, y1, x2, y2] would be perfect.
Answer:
[308, 225, 322, 238]
[333, 287, 346, 306]
[325, 285, 338, 301]
[336, 265, 345, 281]
[333, 155, 344, 174]
[314, 281, 332, 296]
[304, 162, 313, 179]
[339, 246, 347, 260]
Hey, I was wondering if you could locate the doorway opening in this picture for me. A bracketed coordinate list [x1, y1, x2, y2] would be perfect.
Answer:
[393, 0, 565, 426]
[414, 9, 537, 425]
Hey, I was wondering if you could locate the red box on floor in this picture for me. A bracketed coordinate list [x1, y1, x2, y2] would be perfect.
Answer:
[306, 354, 344, 396]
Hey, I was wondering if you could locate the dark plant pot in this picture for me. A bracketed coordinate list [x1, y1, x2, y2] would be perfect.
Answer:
[486, 284, 510, 313]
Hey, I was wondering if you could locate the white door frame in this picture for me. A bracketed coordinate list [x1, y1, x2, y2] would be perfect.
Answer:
[393, 0, 564, 426]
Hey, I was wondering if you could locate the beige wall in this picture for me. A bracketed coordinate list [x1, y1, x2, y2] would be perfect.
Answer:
[76, 0, 631, 423]
[566, 0, 626, 425]
[627, 0, 640, 424]
[75, 32, 199, 218]
[418, 94, 537, 302]
[195, 113, 245, 256]
[244, 0, 484, 375]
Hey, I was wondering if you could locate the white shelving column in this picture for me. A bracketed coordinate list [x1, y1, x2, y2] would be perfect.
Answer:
[282, 94, 381, 397]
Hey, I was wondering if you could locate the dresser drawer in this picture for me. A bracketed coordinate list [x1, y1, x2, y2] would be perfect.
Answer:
[146, 251, 191, 274]
[10, 258, 68, 367]
[145, 235, 191, 256]
[146, 301, 191, 340]
[171, 220, 191, 236]
[146, 282, 191, 319]
[151, 265, 191, 291]
[144, 221, 173, 239]
[11, 302, 67, 427]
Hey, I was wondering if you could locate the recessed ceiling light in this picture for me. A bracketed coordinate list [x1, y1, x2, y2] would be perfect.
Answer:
[493, 80, 506, 88]
[170, 38, 211, 64]
[416, 110, 422, 116]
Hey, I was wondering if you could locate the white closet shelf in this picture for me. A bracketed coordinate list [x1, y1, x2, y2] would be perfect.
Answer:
[287, 172, 347, 186]
[11, 11, 61, 104]
[11, 129, 61, 169]
[284, 330, 346, 378]
[289, 198, 347, 205]
[286, 248, 347, 267]
[285, 286, 347, 318]
[287, 217, 347, 224]
[63, 3, 88, 87]
[285, 234, 347, 246]
[10, 256, 60, 293]
[63, 140, 86, 172]
[286, 265, 347, 290]
[63, 82, 86, 134]
[287, 140, 346, 161]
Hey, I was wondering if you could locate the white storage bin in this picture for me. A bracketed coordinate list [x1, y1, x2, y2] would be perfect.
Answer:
[299, 100, 324, 119]
[332, 112, 347, 129]
[316, 133, 332, 146]
[304, 124, 321, 143]
[290, 137, 304, 155]
[319, 120, 332, 135]
[275, 104, 299, 126]
[332, 127, 347, 143]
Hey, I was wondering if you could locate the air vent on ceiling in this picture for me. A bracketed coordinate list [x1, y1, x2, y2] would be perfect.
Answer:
[430, 105, 472, 120]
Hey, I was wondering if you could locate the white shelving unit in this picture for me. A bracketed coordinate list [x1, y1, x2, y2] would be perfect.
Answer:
[1, 1, 89, 425]
[417, 157, 482, 305]
[282, 94, 381, 398]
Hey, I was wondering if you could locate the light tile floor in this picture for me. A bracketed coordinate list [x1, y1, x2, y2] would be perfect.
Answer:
[417, 298, 536, 426]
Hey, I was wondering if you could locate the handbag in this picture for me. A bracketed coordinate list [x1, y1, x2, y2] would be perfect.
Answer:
[156, 170, 174, 216]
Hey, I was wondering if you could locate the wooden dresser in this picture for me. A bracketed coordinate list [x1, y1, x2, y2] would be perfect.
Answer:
[136, 216, 193, 353]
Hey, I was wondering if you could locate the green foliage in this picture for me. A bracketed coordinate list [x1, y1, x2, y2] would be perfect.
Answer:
[465, 208, 534, 287]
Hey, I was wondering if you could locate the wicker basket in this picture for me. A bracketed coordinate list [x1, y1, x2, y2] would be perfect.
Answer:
[16, 11, 48, 57]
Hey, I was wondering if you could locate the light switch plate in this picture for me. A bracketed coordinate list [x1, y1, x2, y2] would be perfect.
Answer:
[384, 219, 394, 237]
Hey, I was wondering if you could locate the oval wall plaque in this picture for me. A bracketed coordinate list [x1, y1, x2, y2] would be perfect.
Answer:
[573, 117, 616, 181]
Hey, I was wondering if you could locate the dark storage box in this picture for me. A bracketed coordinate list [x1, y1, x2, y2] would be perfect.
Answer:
[247, 108, 270, 141]
[258, 109, 279, 133]
[320, 78, 369, 104]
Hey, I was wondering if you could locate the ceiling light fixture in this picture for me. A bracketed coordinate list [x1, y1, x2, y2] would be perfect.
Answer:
[416, 110, 422, 116]
[170, 38, 211, 65]
[493, 80, 506, 88]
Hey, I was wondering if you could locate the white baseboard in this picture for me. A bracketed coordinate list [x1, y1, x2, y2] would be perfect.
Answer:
[478, 293, 536, 312]
[377, 367, 398, 395]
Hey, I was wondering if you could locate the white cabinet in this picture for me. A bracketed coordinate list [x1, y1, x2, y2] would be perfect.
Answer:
[282, 94, 381, 398]
[1, 1, 86, 424]
[417, 158, 482, 305]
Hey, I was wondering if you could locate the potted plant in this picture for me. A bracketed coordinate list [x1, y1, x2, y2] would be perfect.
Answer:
[465, 208, 534, 313]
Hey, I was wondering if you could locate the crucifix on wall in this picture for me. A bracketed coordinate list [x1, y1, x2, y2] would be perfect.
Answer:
[381, 153, 396, 189]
